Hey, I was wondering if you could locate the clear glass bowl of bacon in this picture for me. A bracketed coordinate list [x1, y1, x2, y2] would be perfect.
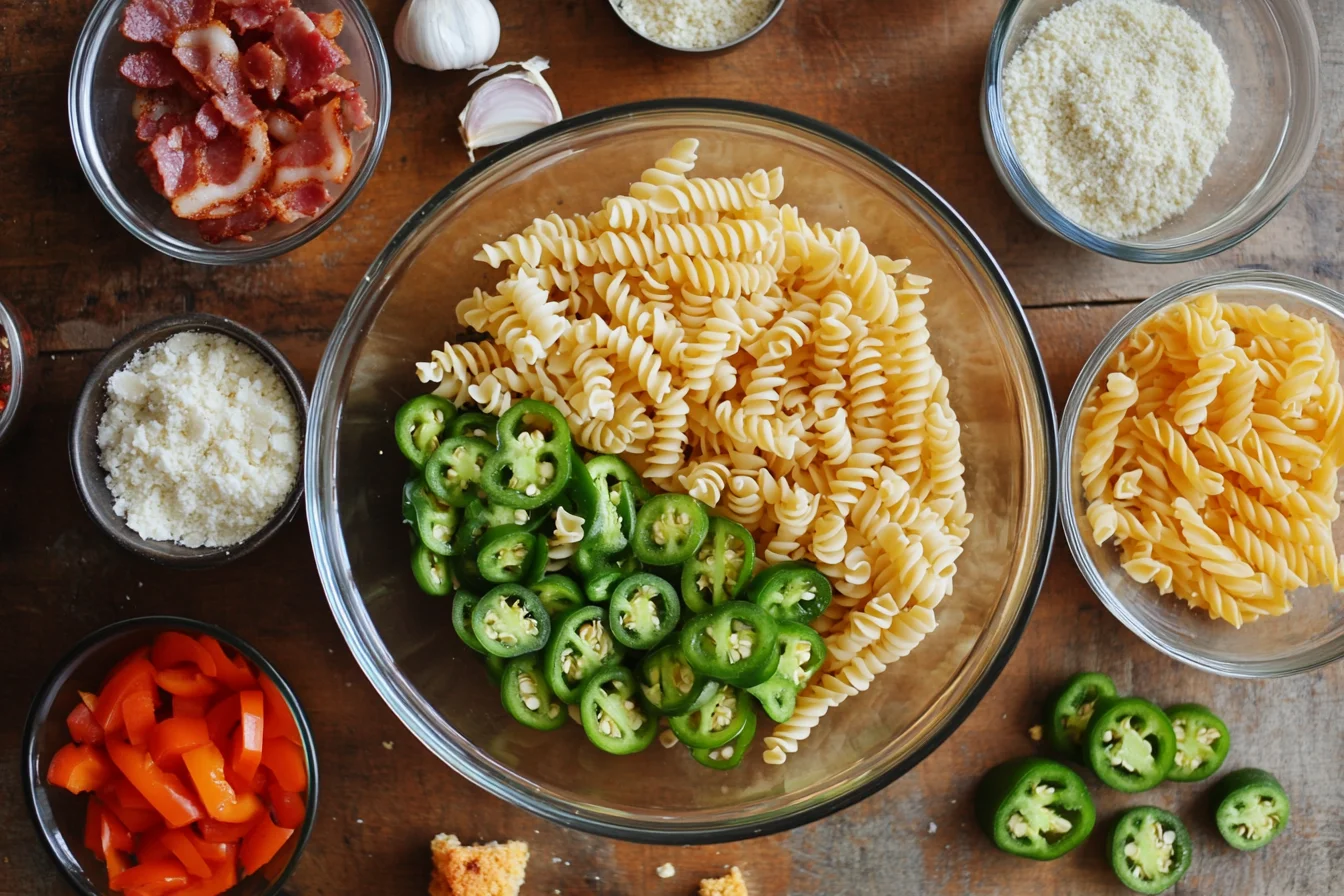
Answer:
[70, 0, 391, 264]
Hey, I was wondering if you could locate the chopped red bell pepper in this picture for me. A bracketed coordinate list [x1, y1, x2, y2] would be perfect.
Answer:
[98, 784, 160, 833]
[67, 702, 105, 745]
[196, 816, 261, 843]
[172, 694, 211, 719]
[84, 798, 106, 860]
[258, 674, 301, 744]
[105, 847, 132, 890]
[135, 827, 174, 862]
[204, 694, 240, 744]
[240, 814, 295, 875]
[156, 666, 220, 698]
[198, 636, 256, 690]
[158, 827, 212, 879]
[151, 632, 218, 677]
[182, 742, 265, 824]
[105, 739, 205, 829]
[170, 857, 237, 896]
[267, 778, 307, 829]
[102, 777, 153, 811]
[232, 690, 264, 780]
[150, 717, 211, 768]
[94, 657, 157, 736]
[109, 859, 189, 896]
[181, 826, 232, 863]
[47, 743, 116, 794]
[260, 737, 306, 792]
[122, 689, 157, 747]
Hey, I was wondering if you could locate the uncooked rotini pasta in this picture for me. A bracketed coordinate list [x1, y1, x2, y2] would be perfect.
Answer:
[415, 139, 971, 764]
[1078, 292, 1344, 627]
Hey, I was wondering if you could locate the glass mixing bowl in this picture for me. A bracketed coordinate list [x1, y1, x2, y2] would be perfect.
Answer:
[982, 0, 1322, 262]
[306, 100, 1057, 842]
[1059, 271, 1344, 677]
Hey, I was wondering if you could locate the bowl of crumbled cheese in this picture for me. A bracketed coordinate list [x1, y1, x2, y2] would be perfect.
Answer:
[70, 314, 307, 568]
[981, 0, 1322, 262]
[608, 0, 785, 52]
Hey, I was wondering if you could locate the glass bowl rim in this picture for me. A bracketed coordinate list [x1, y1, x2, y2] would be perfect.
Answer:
[604, 0, 786, 53]
[305, 97, 1058, 842]
[980, 0, 1323, 264]
[67, 0, 393, 266]
[1057, 270, 1344, 677]
[21, 614, 321, 896]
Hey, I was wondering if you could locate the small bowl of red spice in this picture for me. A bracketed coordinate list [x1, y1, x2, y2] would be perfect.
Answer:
[22, 616, 318, 896]
[0, 295, 39, 449]
[69, 0, 391, 263]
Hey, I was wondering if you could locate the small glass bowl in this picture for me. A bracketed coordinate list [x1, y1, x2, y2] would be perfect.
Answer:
[1059, 271, 1344, 677]
[22, 616, 320, 896]
[981, 0, 1322, 262]
[69, 0, 391, 264]
[607, 0, 785, 52]
[0, 294, 39, 449]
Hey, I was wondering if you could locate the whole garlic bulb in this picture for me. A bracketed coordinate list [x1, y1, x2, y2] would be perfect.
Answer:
[394, 0, 500, 71]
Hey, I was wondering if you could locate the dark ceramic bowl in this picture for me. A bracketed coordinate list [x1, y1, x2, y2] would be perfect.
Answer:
[70, 313, 308, 568]
[0, 294, 40, 448]
[22, 616, 319, 896]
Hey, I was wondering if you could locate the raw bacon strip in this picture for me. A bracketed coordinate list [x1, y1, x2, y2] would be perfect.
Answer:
[120, 0, 214, 45]
[307, 9, 343, 39]
[173, 22, 247, 96]
[211, 92, 262, 127]
[172, 121, 271, 219]
[215, 0, 291, 33]
[269, 98, 350, 195]
[271, 8, 349, 94]
[119, 47, 188, 88]
[274, 181, 330, 223]
[132, 88, 197, 143]
[194, 102, 227, 140]
[264, 109, 302, 144]
[147, 125, 205, 198]
[340, 89, 372, 131]
[242, 42, 286, 101]
[199, 192, 277, 242]
[287, 72, 356, 113]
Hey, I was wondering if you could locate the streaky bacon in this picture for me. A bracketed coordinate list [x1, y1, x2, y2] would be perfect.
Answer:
[264, 109, 302, 144]
[274, 181, 330, 223]
[340, 88, 372, 131]
[173, 22, 247, 96]
[242, 42, 286, 100]
[215, 0, 291, 33]
[132, 88, 197, 142]
[212, 91, 262, 127]
[147, 124, 205, 197]
[121, 0, 215, 45]
[171, 121, 272, 219]
[287, 72, 356, 113]
[307, 9, 343, 39]
[119, 47, 189, 88]
[198, 191, 277, 242]
[271, 7, 348, 94]
[194, 102, 227, 140]
[269, 98, 351, 195]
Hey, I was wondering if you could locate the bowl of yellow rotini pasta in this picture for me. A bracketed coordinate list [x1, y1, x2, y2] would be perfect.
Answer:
[306, 100, 1057, 841]
[1061, 270, 1344, 678]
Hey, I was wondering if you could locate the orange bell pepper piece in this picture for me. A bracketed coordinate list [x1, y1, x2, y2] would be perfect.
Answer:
[231, 690, 264, 780]
[259, 738, 306, 793]
[109, 859, 188, 896]
[122, 689, 157, 747]
[47, 743, 116, 794]
[257, 674, 301, 744]
[159, 827, 212, 879]
[267, 778, 307, 829]
[197, 636, 256, 690]
[135, 827, 174, 862]
[105, 847, 132, 891]
[99, 805, 135, 856]
[156, 667, 220, 699]
[182, 742, 264, 824]
[103, 776, 153, 811]
[240, 814, 295, 876]
[196, 815, 260, 843]
[67, 702, 105, 745]
[105, 738, 205, 829]
[98, 785, 160, 833]
[151, 632, 218, 677]
[94, 657, 157, 736]
[169, 857, 237, 896]
[84, 798, 107, 860]
[173, 694, 211, 719]
[180, 826, 232, 863]
[204, 694, 240, 744]
[150, 717, 211, 768]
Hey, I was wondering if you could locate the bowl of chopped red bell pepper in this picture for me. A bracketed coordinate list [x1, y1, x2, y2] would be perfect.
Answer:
[22, 616, 318, 896]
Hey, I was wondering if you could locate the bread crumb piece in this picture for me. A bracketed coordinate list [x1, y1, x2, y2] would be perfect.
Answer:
[699, 866, 748, 896]
[656, 862, 676, 878]
[429, 833, 529, 896]
[1028, 724, 1043, 742]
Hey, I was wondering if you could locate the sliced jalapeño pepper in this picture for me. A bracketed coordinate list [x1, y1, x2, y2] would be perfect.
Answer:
[744, 562, 831, 624]
[480, 400, 572, 509]
[450, 411, 498, 443]
[478, 525, 547, 585]
[747, 623, 826, 724]
[466, 497, 547, 533]
[470, 584, 550, 658]
[483, 653, 506, 685]
[563, 444, 603, 536]
[584, 569, 626, 604]
[633, 494, 709, 566]
[394, 395, 457, 468]
[681, 601, 779, 688]
[578, 666, 657, 755]
[533, 575, 585, 617]
[608, 573, 681, 649]
[974, 757, 1096, 860]
[451, 589, 484, 653]
[682, 517, 755, 613]
[543, 606, 624, 703]
[411, 543, 453, 597]
[668, 687, 752, 750]
[587, 454, 650, 506]
[1046, 671, 1117, 760]
[1085, 697, 1176, 793]
[1213, 768, 1290, 851]
[500, 655, 566, 731]
[637, 644, 718, 716]
[1108, 807, 1191, 894]
[690, 701, 756, 771]
[1164, 703, 1230, 783]
[424, 437, 493, 507]
[406, 478, 459, 555]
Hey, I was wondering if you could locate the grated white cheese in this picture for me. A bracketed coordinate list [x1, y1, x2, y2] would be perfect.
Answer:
[615, 0, 774, 50]
[97, 331, 300, 548]
[655, 862, 676, 878]
[1002, 0, 1233, 238]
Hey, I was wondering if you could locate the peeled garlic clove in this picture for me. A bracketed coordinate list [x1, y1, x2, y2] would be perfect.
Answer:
[394, 0, 500, 72]
[459, 59, 562, 161]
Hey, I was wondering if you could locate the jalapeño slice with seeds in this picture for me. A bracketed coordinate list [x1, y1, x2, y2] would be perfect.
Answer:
[578, 665, 657, 755]
[406, 478, 459, 555]
[533, 574, 585, 617]
[450, 411, 498, 444]
[637, 644, 718, 716]
[480, 400, 572, 509]
[1165, 703, 1230, 783]
[394, 395, 457, 468]
[748, 623, 826, 724]
[451, 589, 485, 654]
[424, 436, 493, 507]
[470, 584, 550, 658]
[744, 561, 832, 624]
[477, 525, 546, 585]
[1213, 768, 1290, 851]
[501, 654, 566, 731]
[975, 757, 1096, 861]
[633, 494, 709, 566]
[681, 601, 780, 689]
[411, 543, 453, 597]
[682, 517, 756, 613]
[691, 699, 757, 771]
[543, 605, 624, 704]
[608, 573, 681, 650]
[1108, 807, 1191, 894]
[1046, 671, 1117, 759]
[1085, 697, 1176, 793]
[668, 687, 753, 750]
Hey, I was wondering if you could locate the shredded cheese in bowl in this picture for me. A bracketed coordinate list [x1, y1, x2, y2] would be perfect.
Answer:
[614, 0, 776, 50]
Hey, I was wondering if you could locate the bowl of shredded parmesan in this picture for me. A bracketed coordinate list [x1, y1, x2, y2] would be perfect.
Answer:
[608, 0, 785, 52]
[981, 0, 1322, 262]
[70, 313, 308, 568]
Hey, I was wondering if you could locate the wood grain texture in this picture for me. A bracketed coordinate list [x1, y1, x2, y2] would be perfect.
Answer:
[1, 0, 1342, 894]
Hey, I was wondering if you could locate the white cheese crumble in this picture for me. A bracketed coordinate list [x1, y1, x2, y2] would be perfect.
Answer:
[615, 0, 774, 50]
[1002, 0, 1232, 238]
[97, 331, 300, 548]
[655, 862, 676, 879]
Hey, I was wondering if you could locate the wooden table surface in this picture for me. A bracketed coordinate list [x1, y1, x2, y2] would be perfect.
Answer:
[2, 1, 1342, 893]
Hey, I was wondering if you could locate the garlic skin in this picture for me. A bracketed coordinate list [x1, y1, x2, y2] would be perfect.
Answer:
[459, 58, 563, 161]
[394, 0, 500, 71]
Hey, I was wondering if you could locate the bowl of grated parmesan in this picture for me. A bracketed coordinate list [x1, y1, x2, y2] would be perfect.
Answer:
[608, 0, 785, 53]
[70, 313, 308, 568]
[981, 0, 1322, 262]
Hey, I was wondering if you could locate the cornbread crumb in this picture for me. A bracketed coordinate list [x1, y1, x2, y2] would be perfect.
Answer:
[429, 833, 529, 896]
[699, 866, 748, 896]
